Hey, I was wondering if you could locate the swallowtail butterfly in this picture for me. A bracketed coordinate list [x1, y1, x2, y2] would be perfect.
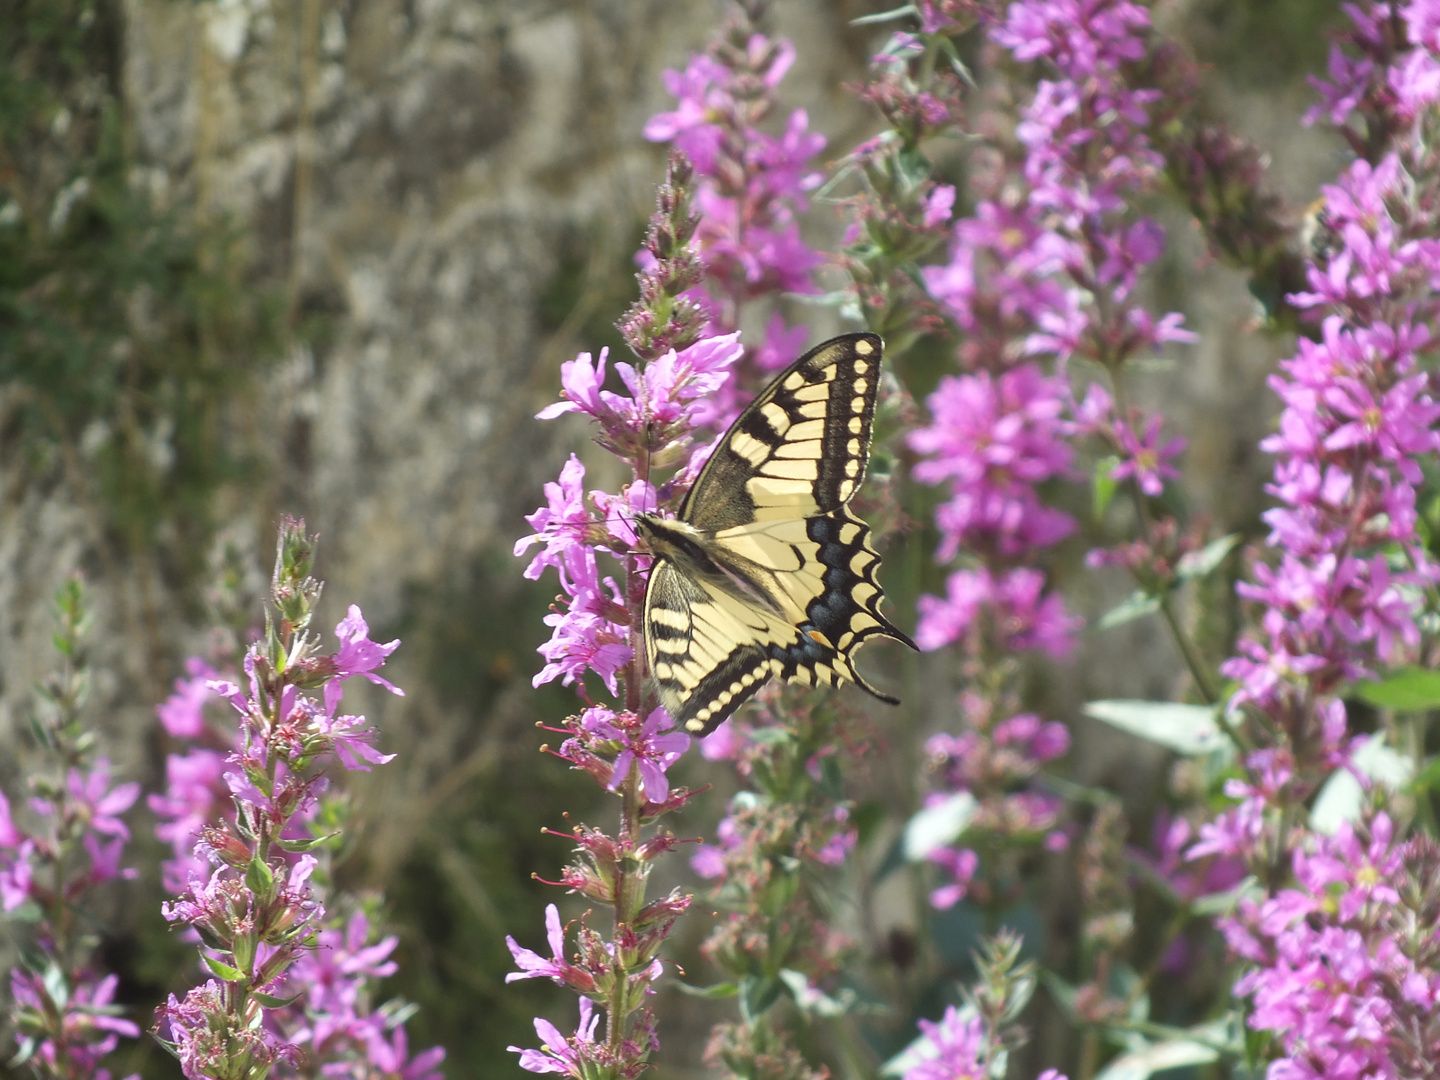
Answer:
[634, 332, 916, 736]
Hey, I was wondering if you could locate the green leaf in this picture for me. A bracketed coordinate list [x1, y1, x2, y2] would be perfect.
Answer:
[380, 999, 421, 1027]
[1356, 665, 1440, 711]
[1409, 754, 1440, 793]
[1094, 455, 1121, 519]
[10, 1035, 35, 1068]
[1, 899, 43, 925]
[202, 955, 246, 983]
[902, 792, 977, 860]
[1041, 970, 1080, 1018]
[1311, 739, 1413, 834]
[740, 975, 783, 1022]
[1098, 591, 1161, 629]
[1082, 700, 1225, 755]
[1175, 534, 1240, 581]
[251, 991, 303, 1009]
[41, 963, 68, 1009]
[245, 856, 275, 896]
[673, 980, 737, 999]
[851, 3, 918, 25]
[274, 834, 336, 854]
[1190, 876, 1261, 918]
[1093, 1034, 1220, 1080]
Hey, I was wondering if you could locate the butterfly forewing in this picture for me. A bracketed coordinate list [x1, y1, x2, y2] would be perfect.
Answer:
[681, 333, 884, 531]
[640, 331, 914, 737]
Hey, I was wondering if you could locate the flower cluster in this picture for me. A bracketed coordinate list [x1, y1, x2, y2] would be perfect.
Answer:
[154, 518, 442, 1080]
[0, 577, 140, 1080]
[1225, 817, 1440, 1077]
[845, 1, 1213, 1067]
[839, 25, 966, 343]
[912, 0, 1194, 659]
[898, 933, 1064, 1080]
[282, 910, 446, 1079]
[510, 158, 744, 1077]
[515, 331, 743, 700]
[1202, 4, 1440, 1071]
[151, 656, 232, 893]
[919, 697, 1070, 910]
[686, 699, 862, 1024]
[1211, 0, 1440, 840]
[643, 0, 826, 429]
[638, 11, 916, 1078]
[907, 366, 1080, 654]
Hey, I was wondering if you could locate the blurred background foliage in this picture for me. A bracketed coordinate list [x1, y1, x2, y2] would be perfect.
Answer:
[0, 0, 1344, 1077]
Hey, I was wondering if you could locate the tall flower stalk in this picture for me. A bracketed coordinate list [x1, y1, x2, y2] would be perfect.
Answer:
[637, 8, 914, 1078]
[835, 0, 1234, 1068]
[1, 576, 140, 1080]
[1198, 4, 1440, 1073]
[642, 0, 827, 430]
[153, 518, 441, 1080]
[509, 154, 730, 1079]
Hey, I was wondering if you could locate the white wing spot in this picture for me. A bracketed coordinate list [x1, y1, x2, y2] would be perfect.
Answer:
[848, 417, 863, 434]
[775, 439, 822, 461]
[854, 359, 869, 375]
[855, 339, 875, 355]
[839, 523, 861, 545]
[762, 458, 820, 481]
[799, 401, 827, 419]
[847, 437, 860, 456]
[845, 459, 859, 477]
[761, 402, 791, 433]
[731, 432, 772, 465]
[650, 607, 689, 629]
[853, 378, 869, 396]
[784, 372, 808, 391]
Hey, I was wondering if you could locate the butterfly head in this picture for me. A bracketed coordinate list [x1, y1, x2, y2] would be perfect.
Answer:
[632, 512, 707, 563]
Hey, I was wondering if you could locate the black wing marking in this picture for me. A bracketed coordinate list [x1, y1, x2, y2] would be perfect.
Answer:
[641, 332, 914, 736]
[645, 508, 915, 736]
[680, 333, 884, 532]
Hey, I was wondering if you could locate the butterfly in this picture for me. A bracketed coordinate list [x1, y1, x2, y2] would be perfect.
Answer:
[633, 332, 916, 737]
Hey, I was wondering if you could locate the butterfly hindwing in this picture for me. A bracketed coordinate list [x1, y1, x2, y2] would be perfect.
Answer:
[638, 332, 915, 737]
[645, 558, 808, 735]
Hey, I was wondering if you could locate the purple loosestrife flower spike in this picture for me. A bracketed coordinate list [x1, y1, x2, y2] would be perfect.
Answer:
[155, 521, 441, 1079]
[2, 577, 144, 1080]
[1196, 6, 1440, 1076]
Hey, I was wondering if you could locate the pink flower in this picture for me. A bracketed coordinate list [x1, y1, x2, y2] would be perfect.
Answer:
[157, 658, 222, 738]
[60, 760, 139, 842]
[593, 708, 691, 804]
[904, 1004, 986, 1080]
[324, 606, 403, 716]
[509, 997, 601, 1076]
[505, 904, 594, 994]
[1109, 414, 1185, 497]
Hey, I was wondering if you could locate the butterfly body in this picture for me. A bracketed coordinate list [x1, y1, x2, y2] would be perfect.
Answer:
[636, 332, 916, 736]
